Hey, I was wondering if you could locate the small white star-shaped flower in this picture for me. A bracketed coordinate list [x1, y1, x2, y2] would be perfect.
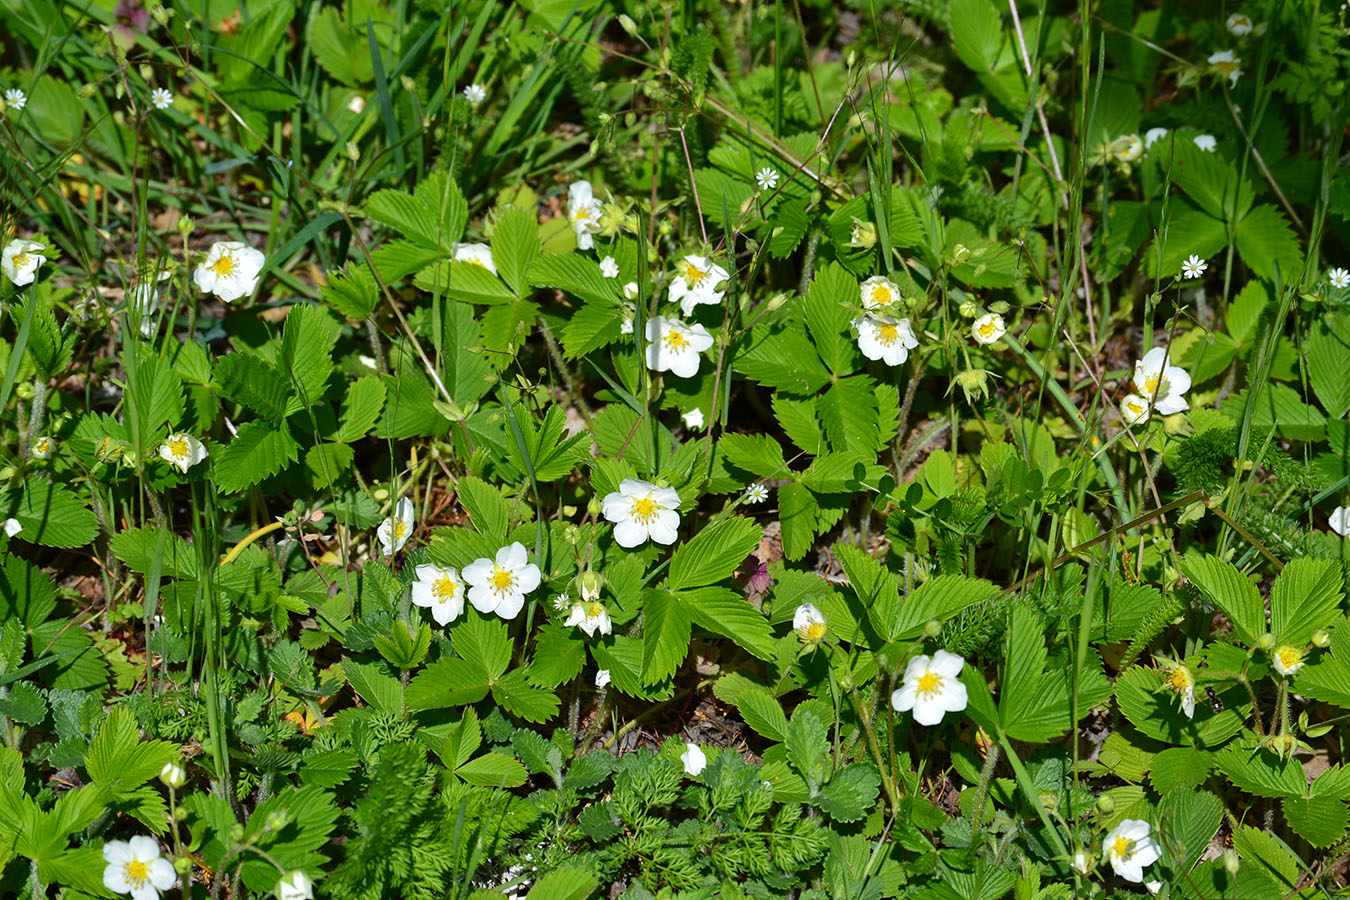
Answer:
[463, 83, 487, 105]
[151, 88, 173, 110]
[600, 256, 619, 278]
[744, 483, 769, 504]
[755, 167, 779, 190]
[1327, 267, 1349, 289]
[1181, 254, 1207, 279]
[4, 88, 26, 111]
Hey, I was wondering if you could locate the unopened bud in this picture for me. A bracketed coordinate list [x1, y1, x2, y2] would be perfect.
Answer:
[958, 301, 978, 318]
[159, 762, 187, 788]
[79, 83, 99, 99]
[1257, 632, 1276, 651]
[617, 14, 638, 36]
[345, 141, 360, 162]
[765, 292, 789, 312]
[400, 75, 416, 94]
[587, 496, 603, 516]
[264, 810, 289, 832]
[177, 216, 194, 239]
[1312, 629, 1330, 649]
[924, 620, 942, 638]
[1223, 848, 1240, 875]
[580, 571, 602, 602]
[1096, 794, 1115, 814]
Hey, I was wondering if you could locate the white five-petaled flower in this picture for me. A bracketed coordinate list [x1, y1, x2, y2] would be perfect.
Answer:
[891, 650, 969, 726]
[4, 88, 26, 111]
[682, 408, 704, 429]
[1113, 134, 1143, 163]
[600, 256, 619, 278]
[564, 599, 612, 637]
[1209, 50, 1242, 87]
[376, 496, 415, 556]
[971, 313, 1005, 345]
[1227, 12, 1254, 36]
[745, 483, 769, 504]
[568, 181, 603, 250]
[151, 88, 173, 110]
[1144, 127, 1169, 148]
[1120, 394, 1152, 426]
[853, 313, 919, 366]
[1330, 506, 1350, 536]
[669, 255, 730, 316]
[1193, 134, 1217, 152]
[594, 668, 611, 688]
[645, 316, 714, 378]
[859, 275, 901, 310]
[194, 241, 264, 302]
[462, 541, 541, 620]
[602, 478, 681, 547]
[793, 603, 826, 642]
[2, 519, 21, 538]
[346, 95, 366, 114]
[463, 83, 487, 105]
[102, 836, 176, 900]
[755, 167, 779, 190]
[276, 870, 314, 900]
[1133, 347, 1191, 415]
[1163, 663, 1197, 718]
[30, 436, 54, 461]
[158, 433, 208, 473]
[1102, 820, 1161, 883]
[681, 743, 707, 776]
[411, 564, 465, 626]
[3, 238, 47, 287]
[1327, 268, 1350, 289]
[1273, 645, 1305, 677]
[1181, 254, 1208, 279]
[451, 241, 497, 274]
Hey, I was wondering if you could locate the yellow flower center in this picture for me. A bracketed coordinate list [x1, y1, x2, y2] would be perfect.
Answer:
[869, 285, 891, 306]
[978, 320, 998, 339]
[1143, 373, 1168, 396]
[432, 576, 457, 603]
[468, 257, 486, 268]
[663, 329, 689, 352]
[684, 262, 707, 286]
[1168, 668, 1191, 690]
[1214, 60, 1239, 75]
[1112, 837, 1135, 860]
[572, 206, 594, 223]
[803, 621, 826, 641]
[586, 602, 605, 618]
[491, 568, 514, 592]
[211, 253, 236, 276]
[168, 438, 189, 459]
[389, 520, 407, 540]
[632, 496, 658, 521]
[917, 671, 943, 696]
[13, 251, 29, 268]
[1126, 398, 1146, 416]
[1233, 15, 1250, 26]
[124, 860, 150, 887]
[1277, 646, 1302, 669]
[877, 323, 899, 346]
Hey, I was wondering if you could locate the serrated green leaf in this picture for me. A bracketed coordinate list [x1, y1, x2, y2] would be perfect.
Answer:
[774, 394, 826, 455]
[453, 615, 513, 683]
[0, 680, 46, 725]
[891, 574, 999, 641]
[214, 353, 291, 424]
[1284, 796, 1348, 847]
[335, 377, 385, 443]
[109, 527, 198, 581]
[733, 328, 831, 393]
[718, 433, 788, 478]
[493, 206, 541, 297]
[729, 682, 788, 742]
[7, 475, 98, 549]
[1269, 557, 1343, 648]
[321, 265, 378, 319]
[815, 763, 881, 823]
[456, 751, 528, 787]
[213, 421, 300, 493]
[457, 475, 510, 542]
[525, 867, 599, 900]
[491, 669, 560, 723]
[683, 586, 777, 662]
[305, 442, 354, 488]
[526, 624, 585, 689]
[642, 589, 692, 684]
[1116, 667, 1247, 747]
[1160, 788, 1222, 870]
[1180, 553, 1265, 646]
[405, 657, 490, 709]
[1308, 311, 1350, 418]
[529, 254, 617, 305]
[341, 660, 403, 713]
[414, 259, 517, 304]
[1235, 204, 1302, 282]
[1215, 737, 1308, 798]
[665, 516, 763, 592]
[1149, 746, 1214, 793]
[0, 555, 58, 626]
[785, 708, 829, 788]
[778, 481, 819, 561]
[281, 304, 340, 411]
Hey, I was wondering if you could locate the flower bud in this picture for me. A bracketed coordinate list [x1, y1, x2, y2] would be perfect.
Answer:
[958, 301, 978, 318]
[1257, 632, 1276, 651]
[177, 215, 194, 239]
[1223, 848, 1240, 875]
[345, 141, 360, 162]
[1312, 629, 1330, 649]
[265, 809, 290, 832]
[159, 762, 187, 788]
[587, 496, 603, 517]
[924, 620, 942, 638]
[617, 14, 638, 36]
[849, 219, 877, 249]
[838, 673, 854, 691]
[580, 571, 602, 602]
[173, 855, 193, 876]
[765, 292, 789, 312]
[399, 75, 416, 94]
[79, 83, 99, 99]
[1096, 794, 1115, 814]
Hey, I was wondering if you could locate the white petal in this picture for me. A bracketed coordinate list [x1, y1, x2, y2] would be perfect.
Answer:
[1154, 395, 1189, 415]
[127, 836, 161, 861]
[647, 509, 681, 544]
[612, 517, 648, 547]
[468, 584, 499, 613]
[1165, 365, 1191, 396]
[514, 563, 541, 594]
[902, 655, 931, 682]
[651, 486, 682, 508]
[601, 493, 632, 522]
[494, 590, 525, 620]
[148, 857, 177, 890]
[911, 694, 946, 726]
[941, 679, 968, 713]
[103, 841, 134, 865]
[891, 684, 918, 712]
[461, 558, 494, 586]
[411, 582, 434, 608]
[930, 650, 965, 677]
[497, 541, 528, 570]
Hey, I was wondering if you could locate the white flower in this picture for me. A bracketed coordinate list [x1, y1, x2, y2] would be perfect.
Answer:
[1164, 664, 1196, 719]
[150, 88, 173, 110]
[346, 95, 366, 114]
[376, 496, 415, 556]
[411, 564, 465, 626]
[159, 762, 186, 788]
[276, 870, 314, 900]
[600, 256, 619, 278]
[1326, 267, 1350, 289]
[564, 600, 612, 637]
[1132, 347, 1191, 415]
[745, 483, 769, 504]
[1144, 127, 1169, 148]
[1273, 645, 1305, 677]
[682, 408, 704, 429]
[1331, 506, 1350, 536]
[601, 478, 681, 547]
[1227, 12, 1254, 35]
[859, 275, 901, 310]
[102, 836, 176, 900]
[463, 83, 487, 105]
[1120, 393, 1151, 425]
[594, 668, 611, 688]
[568, 181, 603, 250]
[1113, 134, 1143, 162]
[1181, 254, 1208, 279]
[971, 313, 1005, 344]
[462, 541, 541, 620]
[552, 591, 571, 612]
[1072, 852, 1092, 875]
[130, 281, 161, 337]
[1102, 819, 1161, 883]
[668, 255, 730, 316]
[3, 238, 47, 287]
[853, 313, 919, 366]
[158, 433, 208, 472]
[194, 241, 264, 302]
[681, 743, 707, 776]
[30, 436, 54, 460]
[4, 88, 26, 111]
[793, 603, 826, 642]
[890, 650, 969, 726]
[452, 241, 497, 274]
[755, 167, 779, 190]
[645, 316, 714, 378]
[1146, 880, 1163, 896]
[1209, 50, 1242, 87]
[1193, 134, 1217, 152]
[620, 317, 634, 335]
[2, 519, 21, 538]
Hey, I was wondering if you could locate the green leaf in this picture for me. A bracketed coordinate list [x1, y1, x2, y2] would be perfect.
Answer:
[1115, 667, 1247, 747]
[785, 708, 829, 789]
[561, 301, 624, 359]
[1269, 557, 1343, 648]
[214, 353, 291, 425]
[1235, 204, 1303, 282]
[109, 527, 198, 581]
[405, 657, 490, 709]
[127, 352, 184, 437]
[803, 262, 859, 376]
[778, 481, 819, 561]
[280, 305, 340, 411]
[774, 395, 826, 455]
[835, 544, 898, 641]
[372, 621, 431, 670]
[1180, 553, 1265, 646]
[891, 574, 999, 641]
[729, 682, 788, 742]
[415, 259, 516, 304]
[642, 590, 692, 684]
[0, 681, 46, 725]
[526, 624, 585, 689]
[815, 763, 881, 823]
[1230, 825, 1298, 892]
[1159, 788, 1222, 870]
[0, 555, 58, 626]
[1308, 311, 1350, 418]
[457, 475, 511, 542]
[1146, 203, 1228, 278]
[1283, 796, 1348, 847]
[456, 751, 528, 787]
[336, 377, 386, 443]
[493, 206, 541, 297]
[817, 377, 880, 455]
[528, 254, 617, 305]
[1220, 382, 1326, 442]
[950, 0, 1003, 73]
[85, 707, 177, 794]
[453, 615, 513, 683]
[719, 433, 788, 478]
[341, 660, 403, 714]
[526, 867, 599, 900]
[305, 6, 373, 85]
[491, 669, 560, 723]
[365, 181, 455, 250]
[7, 475, 98, 549]
[683, 586, 777, 662]
[734, 328, 831, 394]
[1214, 737, 1307, 797]
[1149, 746, 1214, 793]
[300, 750, 357, 788]
[321, 265, 378, 320]
[665, 516, 763, 592]
[305, 443, 354, 488]
[213, 421, 300, 493]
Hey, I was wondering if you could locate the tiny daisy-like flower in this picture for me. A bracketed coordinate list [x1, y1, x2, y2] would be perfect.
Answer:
[102, 836, 176, 900]
[681, 743, 707, 776]
[568, 181, 603, 250]
[793, 603, 826, 642]
[1181, 254, 1207, 279]
[645, 316, 714, 378]
[1113, 134, 1143, 163]
[853, 313, 919, 366]
[1144, 127, 1169, 148]
[1133, 348, 1191, 415]
[1208, 50, 1243, 87]
[346, 95, 366, 114]
[553, 591, 571, 612]
[669, 255, 730, 316]
[744, 483, 769, 504]
[971, 313, 1005, 345]
[891, 650, 969, 726]
[158, 433, 208, 472]
[1120, 393, 1151, 425]
[1330, 506, 1350, 536]
[755, 167, 779, 190]
[463, 83, 487, 105]
[1163, 663, 1197, 718]
[564, 599, 613, 637]
[1193, 134, 1217, 152]
[194, 241, 265, 302]
[682, 408, 704, 429]
[4, 88, 26, 111]
[1326, 267, 1349, 289]
[1273, 645, 1305, 677]
[411, 564, 465, 626]
[599, 256, 619, 278]
[150, 88, 173, 110]
[859, 275, 901, 310]
[1102, 820, 1161, 883]
[376, 497, 414, 556]
[602, 478, 681, 547]
[594, 668, 611, 688]
[2, 238, 48, 287]
[30, 436, 54, 461]
[462, 542, 542, 620]
[451, 241, 497, 275]
[1227, 12, 1254, 35]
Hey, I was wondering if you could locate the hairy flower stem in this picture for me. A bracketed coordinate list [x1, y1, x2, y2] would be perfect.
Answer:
[969, 740, 1002, 843]
[848, 684, 901, 818]
[24, 378, 46, 456]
